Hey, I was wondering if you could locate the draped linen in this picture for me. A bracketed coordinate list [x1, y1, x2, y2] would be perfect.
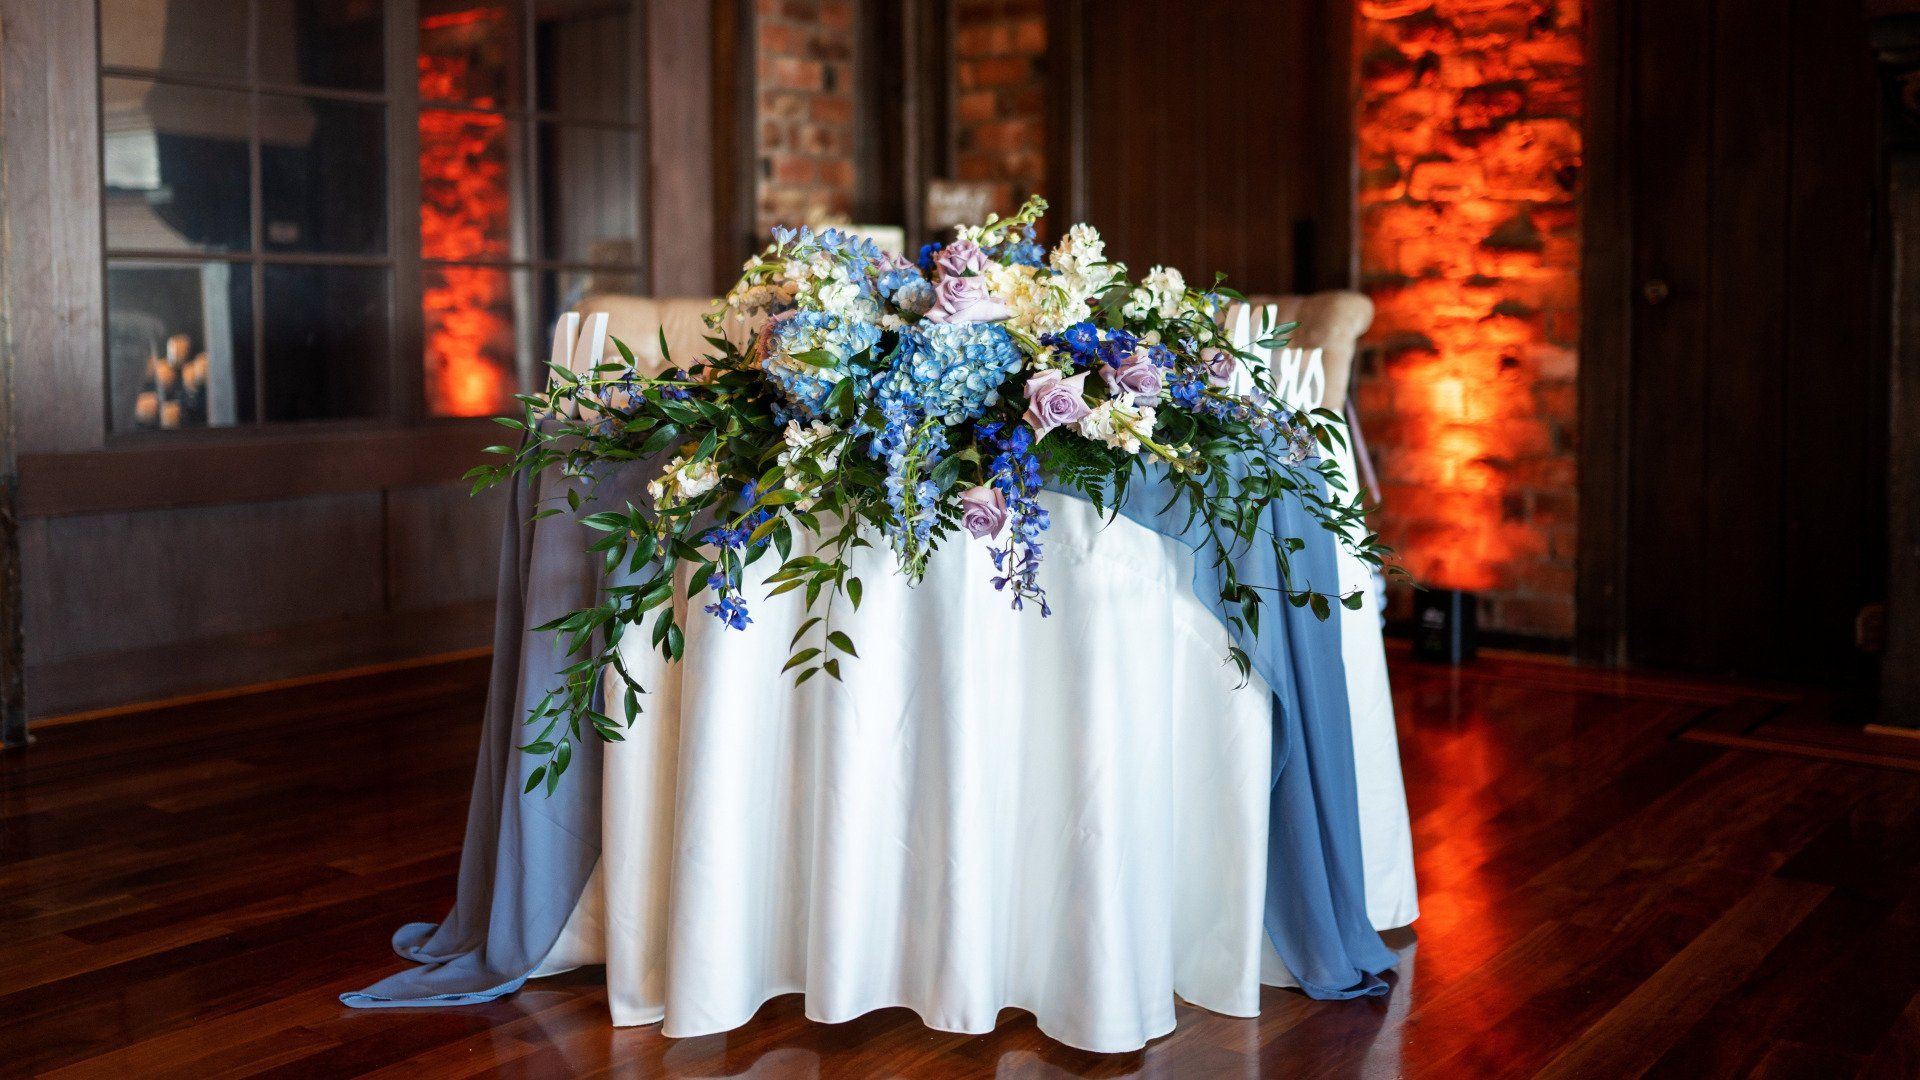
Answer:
[344, 457, 1399, 1033]
[340, 462, 632, 1008]
[544, 493, 1279, 1051]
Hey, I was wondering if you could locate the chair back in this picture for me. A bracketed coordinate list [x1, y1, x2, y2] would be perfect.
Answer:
[574, 295, 721, 376]
[1239, 291, 1375, 408]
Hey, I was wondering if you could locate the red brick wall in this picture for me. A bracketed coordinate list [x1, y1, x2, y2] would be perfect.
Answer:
[1353, 0, 1584, 642]
[754, 0, 857, 233]
[953, 0, 1048, 211]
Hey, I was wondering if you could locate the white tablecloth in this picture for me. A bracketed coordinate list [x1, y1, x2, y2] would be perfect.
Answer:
[540, 491, 1416, 1051]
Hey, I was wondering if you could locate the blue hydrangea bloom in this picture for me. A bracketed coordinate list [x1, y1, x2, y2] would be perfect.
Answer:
[891, 277, 935, 315]
[872, 323, 1024, 426]
[764, 310, 882, 418]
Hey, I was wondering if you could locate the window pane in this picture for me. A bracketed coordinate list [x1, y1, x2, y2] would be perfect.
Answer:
[103, 77, 252, 253]
[420, 1, 523, 111]
[257, 0, 385, 92]
[108, 260, 255, 432]
[263, 264, 390, 420]
[420, 109, 519, 261]
[101, 0, 250, 80]
[537, 123, 639, 263]
[423, 263, 519, 417]
[261, 94, 388, 254]
[536, 2, 634, 122]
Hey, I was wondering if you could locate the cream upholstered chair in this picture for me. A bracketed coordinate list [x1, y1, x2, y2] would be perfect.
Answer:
[574, 294, 723, 375]
[1242, 291, 1375, 410]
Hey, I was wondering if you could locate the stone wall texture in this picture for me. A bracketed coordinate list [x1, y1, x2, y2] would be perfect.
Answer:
[754, 0, 857, 233]
[1353, 0, 1584, 641]
[952, 0, 1049, 211]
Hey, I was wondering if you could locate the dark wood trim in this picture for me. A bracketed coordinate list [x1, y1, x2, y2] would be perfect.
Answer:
[1305, 0, 1356, 291]
[1, 0, 107, 456]
[711, 0, 757, 292]
[853, 0, 949, 250]
[17, 421, 501, 519]
[0, 176, 25, 748]
[1043, 0, 1088, 225]
[1575, 0, 1633, 666]
[387, 0, 427, 423]
[906, 0, 951, 247]
[1872, 12, 1920, 724]
[853, 0, 904, 227]
[646, 0, 715, 296]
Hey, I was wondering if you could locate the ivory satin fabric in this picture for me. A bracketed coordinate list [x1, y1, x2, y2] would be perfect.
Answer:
[540, 492, 1417, 1052]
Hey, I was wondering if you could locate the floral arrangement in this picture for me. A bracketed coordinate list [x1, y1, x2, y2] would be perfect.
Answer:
[475, 197, 1391, 793]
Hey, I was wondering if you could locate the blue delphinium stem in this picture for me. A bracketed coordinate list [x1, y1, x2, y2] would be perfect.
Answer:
[979, 420, 1051, 616]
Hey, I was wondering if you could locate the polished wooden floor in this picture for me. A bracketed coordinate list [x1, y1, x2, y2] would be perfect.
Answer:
[4, 650, 1918, 1079]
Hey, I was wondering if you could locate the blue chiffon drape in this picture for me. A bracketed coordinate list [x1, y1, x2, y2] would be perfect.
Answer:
[344, 458, 1395, 1008]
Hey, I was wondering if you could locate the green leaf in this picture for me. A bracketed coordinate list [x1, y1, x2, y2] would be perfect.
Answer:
[524, 765, 548, 794]
[783, 647, 822, 672]
[828, 630, 858, 657]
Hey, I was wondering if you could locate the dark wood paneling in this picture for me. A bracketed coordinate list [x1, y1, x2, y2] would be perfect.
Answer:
[1048, 0, 1349, 294]
[0, 0, 107, 456]
[25, 600, 493, 721]
[1622, 0, 1715, 672]
[16, 422, 500, 519]
[1784, 0, 1886, 684]
[1701, 0, 1791, 672]
[7, 650, 1920, 1074]
[0, 260, 20, 749]
[854, 0, 950, 249]
[1879, 15, 1920, 723]
[647, 0, 715, 296]
[1593, 0, 1884, 682]
[19, 493, 387, 666]
[384, 482, 509, 613]
[1576, 0, 1633, 665]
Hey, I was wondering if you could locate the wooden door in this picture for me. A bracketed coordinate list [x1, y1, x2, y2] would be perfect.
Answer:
[1605, 0, 1884, 682]
[1046, 0, 1353, 294]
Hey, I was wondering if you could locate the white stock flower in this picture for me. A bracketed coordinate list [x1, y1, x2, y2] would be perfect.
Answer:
[777, 419, 843, 509]
[649, 454, 720, 506]
[1075, 399, 1157, 455]
[986, 262, 1085, 337]
[1123, 265, 1187, 320]
[1050, 223, 1119, 303]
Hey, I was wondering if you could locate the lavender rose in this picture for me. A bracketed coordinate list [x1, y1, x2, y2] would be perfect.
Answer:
[1201, 347, 1237, 386]
[958, 485, 1009, 539]
[1023, 369, 1091, 439]
[923, 239, 1012, 323]
[924, 273, 1012, 324]
[934, 240, 990, 277]
[1101, 348, 1164, 406]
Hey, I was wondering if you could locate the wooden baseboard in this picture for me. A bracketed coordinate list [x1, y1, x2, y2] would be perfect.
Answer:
[1683, 698, 1920, 773]
[31, 645, 493, 730]
[25, 599, 496, 722]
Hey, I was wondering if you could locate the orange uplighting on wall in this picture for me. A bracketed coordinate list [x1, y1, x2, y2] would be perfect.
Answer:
[419, 8, 514, 418]
[1355, 0, 1584, 637]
